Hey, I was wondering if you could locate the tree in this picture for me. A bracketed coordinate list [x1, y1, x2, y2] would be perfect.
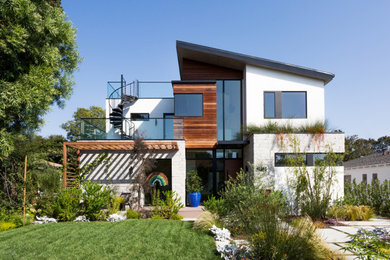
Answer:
[0, 134, 65, 209]
[0, 0, 81, 158]
[61, 106, 105, 141]
[344, 135, 378, 161]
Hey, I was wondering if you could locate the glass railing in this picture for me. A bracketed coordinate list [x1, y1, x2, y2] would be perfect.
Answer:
[106, 80, 173, 99]
[80, 118, 184, 140]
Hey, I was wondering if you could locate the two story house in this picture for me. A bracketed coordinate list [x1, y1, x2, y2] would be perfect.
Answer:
[63, 41, 345, 206]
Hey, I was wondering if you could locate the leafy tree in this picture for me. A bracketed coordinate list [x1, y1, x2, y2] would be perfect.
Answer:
[61, 106, 105, 141]
[343, 135, 390, 161]
[0, 0, 81, 158]
[0, 134, 64, 209]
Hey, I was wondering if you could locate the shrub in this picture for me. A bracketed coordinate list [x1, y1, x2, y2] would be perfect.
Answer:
[203, 195, 225, 216]
[342, 229, 390, 259]
[151, 190, 184, 220]
[244, 121, 326, 136]
[250, 216, 332, 260]
[218, 169, 286, 235]
[0, 222, 16, 232]
[193, 211, 220, 232]
[54, 188, 81, 221]
[150, 187, 160, 206]
[0, 209, 33, 227]
[81, 181, 111, 221]
[328, 205, 375, 221]
[186, 170, 202, 193]
[344, 179, 390, 217]
[286, 138, 342, 220]
[34, 194, 57, 217]
[126, 209, 141, 219]
[108, 195, 125, 215]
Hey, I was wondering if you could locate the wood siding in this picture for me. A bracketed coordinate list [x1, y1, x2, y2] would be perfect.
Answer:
[173, 83, 217, 149]
[182, 59, 243, 80]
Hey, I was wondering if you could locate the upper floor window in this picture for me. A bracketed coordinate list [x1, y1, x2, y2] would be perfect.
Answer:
[264, 91, 307, 119]
[174, 94, 203, 117]
[131, 113, 149, 121]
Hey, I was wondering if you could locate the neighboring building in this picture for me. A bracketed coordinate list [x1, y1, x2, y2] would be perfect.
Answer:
[63, 41, 345, 206]
[344, 149, 390, 184]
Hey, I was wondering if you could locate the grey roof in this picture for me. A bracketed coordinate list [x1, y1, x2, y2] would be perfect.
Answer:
[176, 41, 335, 84]
[344, 151, 390, 168]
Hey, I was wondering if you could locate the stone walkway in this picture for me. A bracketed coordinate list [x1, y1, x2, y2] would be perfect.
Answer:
[179, 206, 205, 221]
[318, 218, 390, 259]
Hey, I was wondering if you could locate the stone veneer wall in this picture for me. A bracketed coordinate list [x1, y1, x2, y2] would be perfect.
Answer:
[244, 133, 345, 203]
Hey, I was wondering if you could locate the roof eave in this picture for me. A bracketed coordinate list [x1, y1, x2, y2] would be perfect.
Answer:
[176, 40, 335, 85]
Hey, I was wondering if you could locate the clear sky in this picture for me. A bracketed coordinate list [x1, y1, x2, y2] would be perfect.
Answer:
[38, 0, 390, 139]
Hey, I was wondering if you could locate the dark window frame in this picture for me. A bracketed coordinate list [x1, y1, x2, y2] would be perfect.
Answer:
[130, 113, 150, 121]
[275, 153, 343, 167]
[174, 93, 203, 117]
[264, 91, 307, 119]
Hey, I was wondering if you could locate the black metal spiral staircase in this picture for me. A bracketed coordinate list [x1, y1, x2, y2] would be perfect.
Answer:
[108, 75, 138, 139]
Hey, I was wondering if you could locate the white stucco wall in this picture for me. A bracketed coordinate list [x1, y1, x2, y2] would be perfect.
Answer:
[245, 65, 325, 127]
[345, 164, 390, 183]
[79, 140, 186, 206]
[245, 133, 345, 204]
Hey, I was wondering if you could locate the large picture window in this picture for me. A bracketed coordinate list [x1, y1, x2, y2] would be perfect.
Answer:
[264, 91, 307, 119]
[217, 80, 242, 141]
[174, 94, 203, 117]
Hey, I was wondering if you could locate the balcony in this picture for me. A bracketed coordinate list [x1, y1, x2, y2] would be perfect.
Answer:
[79, 118, 184, 140]
[107, 80, 173, 99]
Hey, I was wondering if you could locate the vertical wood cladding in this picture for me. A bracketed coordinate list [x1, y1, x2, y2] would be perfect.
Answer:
[173, 83, 217, 149]
[182, 59, 243, 80]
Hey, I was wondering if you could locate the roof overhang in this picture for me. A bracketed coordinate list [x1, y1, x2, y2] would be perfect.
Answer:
[177, 41, 335, 85]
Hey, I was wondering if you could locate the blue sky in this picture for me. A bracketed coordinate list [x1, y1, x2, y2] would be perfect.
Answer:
[39, 0, 390, 139]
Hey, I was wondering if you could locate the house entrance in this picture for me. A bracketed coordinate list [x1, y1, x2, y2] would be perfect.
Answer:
[186, 148, 243, 200]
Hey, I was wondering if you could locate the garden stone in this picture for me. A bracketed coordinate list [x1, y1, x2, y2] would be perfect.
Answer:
[209, 225, 231, 242]
[33, 216, 57, 224]
[107, 213, 126, 222]
[74, 216, 89, 222]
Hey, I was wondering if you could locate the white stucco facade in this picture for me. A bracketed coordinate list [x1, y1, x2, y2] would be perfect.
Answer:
[345, 164, 390, 183]
[245, 65, 325, 128]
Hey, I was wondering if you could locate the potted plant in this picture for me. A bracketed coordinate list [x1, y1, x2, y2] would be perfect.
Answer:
[186, 171, 202, 207]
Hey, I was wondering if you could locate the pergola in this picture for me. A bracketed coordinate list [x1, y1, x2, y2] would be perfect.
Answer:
[62, 141, 179, 188]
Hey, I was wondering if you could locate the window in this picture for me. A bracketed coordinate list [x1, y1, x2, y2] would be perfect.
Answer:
[186, 150, 213, 159]
[264, 92, 275, 118]
[174, 94, 203, 116]
[275, 154, 307, 167]
[275, 153, 342, 167]
[217, 80, 242, 141]
[164, 113, 174, 139]
[131, 113, 149, 121]
[373, 173, 378, 182]
[362, 174, 367, 183]
[344, 175, 351, 183]
[264, 91, 307, 119]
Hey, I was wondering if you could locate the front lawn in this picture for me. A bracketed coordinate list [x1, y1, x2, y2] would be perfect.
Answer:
[0, 219, 218, 259]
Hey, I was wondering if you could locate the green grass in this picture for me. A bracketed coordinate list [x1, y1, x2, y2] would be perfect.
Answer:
[0, 220, 219, 260]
